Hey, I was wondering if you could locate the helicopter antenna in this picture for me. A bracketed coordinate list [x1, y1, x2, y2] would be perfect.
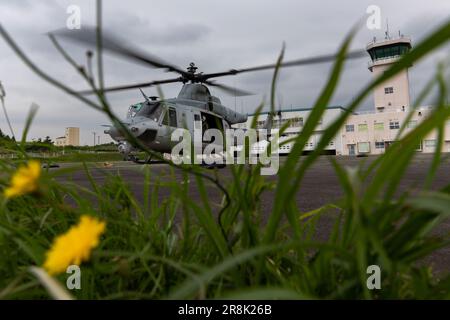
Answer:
[139, 88, 150, 104]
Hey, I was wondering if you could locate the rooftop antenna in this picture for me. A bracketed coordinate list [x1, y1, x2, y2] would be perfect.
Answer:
[278, 93, 283, 111]
[234, 79, 237, 112]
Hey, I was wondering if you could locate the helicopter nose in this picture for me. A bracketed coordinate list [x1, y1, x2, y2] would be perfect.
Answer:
[105, 123, 130, 140]
[133, 120, 159, 142]
[106, 120, 159, 142]
[105, 126, 121, 139]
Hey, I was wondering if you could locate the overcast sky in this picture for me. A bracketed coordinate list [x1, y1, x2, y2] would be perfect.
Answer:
[0, 0, 449, 145]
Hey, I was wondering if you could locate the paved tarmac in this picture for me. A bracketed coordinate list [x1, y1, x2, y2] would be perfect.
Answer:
[55, 154, 450, 274]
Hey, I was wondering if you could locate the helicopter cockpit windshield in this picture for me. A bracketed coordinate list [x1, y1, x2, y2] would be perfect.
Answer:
[127, 102, 163, 122]
[127, 103, 143, 118]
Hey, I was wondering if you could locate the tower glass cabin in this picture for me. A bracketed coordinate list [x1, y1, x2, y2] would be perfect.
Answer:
[366, 36, 412, 113]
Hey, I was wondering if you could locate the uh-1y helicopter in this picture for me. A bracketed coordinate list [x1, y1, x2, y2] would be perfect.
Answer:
[55, 27, 366, 163]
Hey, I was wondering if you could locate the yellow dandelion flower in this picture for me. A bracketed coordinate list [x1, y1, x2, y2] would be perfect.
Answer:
[4, 160, 41, 198]
[43, 215, 106, 275]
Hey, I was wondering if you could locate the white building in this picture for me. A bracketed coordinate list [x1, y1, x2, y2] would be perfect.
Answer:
[238, 35, 450, 156]
[54, 136, 66, 147]
[54, 127, 80, 146]
[341, 35, 450, 155]
[340, 106, 450, 155]
[234, 106, 346, 155]
[367, 36, 412, 113]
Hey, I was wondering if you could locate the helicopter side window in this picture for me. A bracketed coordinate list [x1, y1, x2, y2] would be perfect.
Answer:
[162, 110, 168, 125]
[162, 107, 177, 127]
[168, 108, 177, 127]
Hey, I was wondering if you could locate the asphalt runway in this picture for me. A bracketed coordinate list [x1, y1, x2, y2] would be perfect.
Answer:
[56, 154, 450, 274]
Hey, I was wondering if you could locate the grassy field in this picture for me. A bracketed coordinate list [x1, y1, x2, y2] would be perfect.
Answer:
[0, 4, 449, 299]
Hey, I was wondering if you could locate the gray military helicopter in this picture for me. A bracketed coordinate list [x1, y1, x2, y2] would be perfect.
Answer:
[55, 28, 366, 163]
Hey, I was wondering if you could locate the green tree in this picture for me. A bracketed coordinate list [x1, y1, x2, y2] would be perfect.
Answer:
[44, 136, 53, 144]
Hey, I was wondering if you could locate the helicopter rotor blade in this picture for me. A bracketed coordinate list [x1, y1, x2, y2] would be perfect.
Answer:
[53, 26, 366, 96]
[52, 26, 189, 77]
[77, 77, 182, 95]
[199, 49, 367, 81]
[204, 80, 253, 96]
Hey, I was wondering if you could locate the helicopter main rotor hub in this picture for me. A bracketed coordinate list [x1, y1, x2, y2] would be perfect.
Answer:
[187, 62, 198, 75]
[184, 62, 205, 84]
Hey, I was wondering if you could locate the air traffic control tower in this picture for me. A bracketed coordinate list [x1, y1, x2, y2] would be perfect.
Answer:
[366, 35, 412, 113]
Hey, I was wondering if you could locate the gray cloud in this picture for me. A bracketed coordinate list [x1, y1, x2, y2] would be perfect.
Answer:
[0, 0, 449, 145]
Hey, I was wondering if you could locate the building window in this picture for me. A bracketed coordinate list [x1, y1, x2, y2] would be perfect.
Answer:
[424, 139, 436, 148]
[389, 121, 400, 129]
[407, 120, 417, 128]
[370, 45, 410, 61]
[256, 120, 265, 129]
[289, 117, 303, 127]
[375, 141, 385, 149]
[374, 122, 384, 130]
[357, 142, 370, 153]
[345, 124, 354, 132]
[384, 87, 394, 94]
[358, 124, 368, 132]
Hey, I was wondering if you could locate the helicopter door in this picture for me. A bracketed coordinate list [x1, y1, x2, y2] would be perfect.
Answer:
[159, 107, 179, 150]
[200, 112, 224, 132]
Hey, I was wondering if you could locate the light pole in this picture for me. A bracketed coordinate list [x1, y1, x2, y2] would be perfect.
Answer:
[86, 50, 94, 81]
[0, 81, 4, 99]
[92, 132, 96, 147]
[0, 81, 15, 139]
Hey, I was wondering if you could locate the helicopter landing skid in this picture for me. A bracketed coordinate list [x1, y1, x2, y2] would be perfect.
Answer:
[130, 154, 165, 165]
[200, 162, 226, 169]
[133, 159, 166, 165]
[127, 153, 226, 168]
